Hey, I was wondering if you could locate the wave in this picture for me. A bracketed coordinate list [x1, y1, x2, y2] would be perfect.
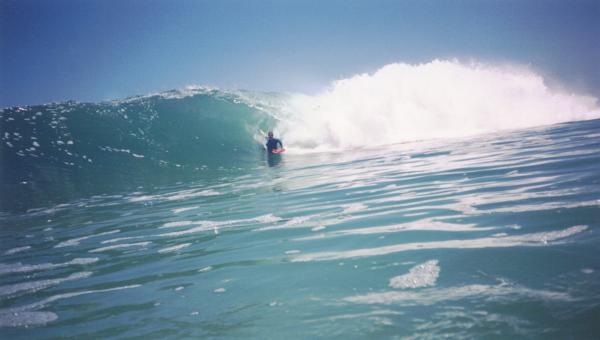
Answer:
[1, 60, 599, 211]
[0, 88, 279, 211]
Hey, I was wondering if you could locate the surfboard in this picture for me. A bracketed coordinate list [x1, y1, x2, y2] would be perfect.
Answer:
[271, 148, 286, 154]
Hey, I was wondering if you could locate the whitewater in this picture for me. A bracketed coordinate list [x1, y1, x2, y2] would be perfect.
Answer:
[1, 60, 600, 338]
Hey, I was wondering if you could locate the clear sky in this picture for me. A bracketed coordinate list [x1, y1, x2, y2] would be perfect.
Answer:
[1, 0, 599, 107]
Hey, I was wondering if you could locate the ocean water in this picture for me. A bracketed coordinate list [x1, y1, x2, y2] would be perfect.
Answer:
[2, 62, 600, 338]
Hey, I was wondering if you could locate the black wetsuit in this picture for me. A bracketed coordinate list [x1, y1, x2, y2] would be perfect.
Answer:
[266, 137, 283, 153]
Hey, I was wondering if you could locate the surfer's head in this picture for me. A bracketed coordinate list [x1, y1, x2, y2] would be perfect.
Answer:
[268, 131, 274, 138]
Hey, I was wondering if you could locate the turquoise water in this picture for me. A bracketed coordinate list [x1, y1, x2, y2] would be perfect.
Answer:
[1, 91, 600, 338]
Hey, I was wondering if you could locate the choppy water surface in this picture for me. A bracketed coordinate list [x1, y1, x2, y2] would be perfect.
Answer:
[1, 118, 600, 338]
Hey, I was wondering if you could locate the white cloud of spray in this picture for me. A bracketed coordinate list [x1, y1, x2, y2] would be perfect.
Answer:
[277, 60, 599, 151]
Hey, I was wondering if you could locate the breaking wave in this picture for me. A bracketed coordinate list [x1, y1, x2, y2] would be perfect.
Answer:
[2, 60, 599, 211]
[277, 60, 599, 151]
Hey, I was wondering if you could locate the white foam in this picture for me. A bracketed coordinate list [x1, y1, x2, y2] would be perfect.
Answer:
[326, 309, 404, 321]
[162, 189, 220, 201]
[128, 189, 220, 202]
[128, 195, 155, 202]
[0, 311, 58, 328]
[344, 282, 572, 305]
[389, 260, 440, 289]
[0, 258, 99, 276]
[172, 206, 199, 214]
[255, 214, 282, 224]
[54, 229, 120, 248]
[292, 225, 587, 262]
[161, 221, 194, 228]
[342, 203, 367, 214]
[159, 214, 280, 237]
[100, 235, 146, 244]
[0, 284, 141, 328]
[158, 243, 191, 253]
[277, 60, 599, 151]
[0, 272, 92, 298]
[294, 221, 492, 241]
[158, 223, 215, 237]
[3, 246, 31, 255]
[255, 214, 318, 231]
[89, 242, 150, 253]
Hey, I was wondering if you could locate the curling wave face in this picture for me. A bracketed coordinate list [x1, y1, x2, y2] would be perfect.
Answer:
[0, 88, 280, 211]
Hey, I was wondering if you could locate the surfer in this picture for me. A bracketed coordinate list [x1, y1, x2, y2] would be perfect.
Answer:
[265, 131, 283, 154]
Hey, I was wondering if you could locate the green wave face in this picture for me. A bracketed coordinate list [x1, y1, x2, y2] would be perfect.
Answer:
[0, 90, 278, 212]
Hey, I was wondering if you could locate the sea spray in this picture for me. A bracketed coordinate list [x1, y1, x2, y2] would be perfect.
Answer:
[277, 60, 600, 151]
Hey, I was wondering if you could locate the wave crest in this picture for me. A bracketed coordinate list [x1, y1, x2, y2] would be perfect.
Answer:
[278, 60, 599, 150]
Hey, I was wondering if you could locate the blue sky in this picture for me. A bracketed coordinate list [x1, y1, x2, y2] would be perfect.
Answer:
[1, 0, 599, 107]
